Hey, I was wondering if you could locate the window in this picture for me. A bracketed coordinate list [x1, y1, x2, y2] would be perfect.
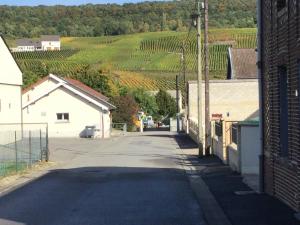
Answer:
[279, 66, 289, 156]
[277, 0, 286, 12]
[56, 113, 69, 121]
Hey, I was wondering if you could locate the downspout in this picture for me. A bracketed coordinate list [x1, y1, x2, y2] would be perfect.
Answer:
[101, 111, 105, 139]
[257, 0, 265, 193]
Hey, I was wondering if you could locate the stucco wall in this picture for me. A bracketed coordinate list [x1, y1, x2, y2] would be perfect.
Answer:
[23, 79, 58, 104]
[0, 84, 22, 125]
[41, 41, 60, 51]
[23, 86, 111, 138]
[228, 144, 239, 172]
[188, 80, 259, 124]
[0, 37, 23, 86]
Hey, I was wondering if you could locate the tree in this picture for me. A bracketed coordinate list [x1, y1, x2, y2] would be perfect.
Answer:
[155, 89, 176, 119]
[112, 95, 139, 131]
[130, 88, 158, 116]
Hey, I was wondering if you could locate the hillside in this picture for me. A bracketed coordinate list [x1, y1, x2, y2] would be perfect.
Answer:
[11, 28, 257, 91]
[1, 0, 256, 38]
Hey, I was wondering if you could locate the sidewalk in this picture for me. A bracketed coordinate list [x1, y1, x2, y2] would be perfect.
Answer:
[175, 134, 299, 225]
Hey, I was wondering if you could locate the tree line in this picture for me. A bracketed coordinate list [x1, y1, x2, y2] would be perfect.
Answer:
[0, 0, 256, 38]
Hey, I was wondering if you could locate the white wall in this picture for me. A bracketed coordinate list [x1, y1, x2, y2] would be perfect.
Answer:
[228, 145, 239, 172]
[23, 86, 111, 138]
[240, 125, 260, 175]
[41, 41, 60, 51]
[23, 78, 58, 103]
[0, 84, 22, 125]
[0, 37, 23, 86]
[188, 80, 259, 125]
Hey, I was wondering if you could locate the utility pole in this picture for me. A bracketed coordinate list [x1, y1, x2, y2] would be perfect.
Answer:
[181, 45, 189, 134]
[176, 74, 180, 133]
[192, 2, 203, 156]
[204, 0, 210, 156]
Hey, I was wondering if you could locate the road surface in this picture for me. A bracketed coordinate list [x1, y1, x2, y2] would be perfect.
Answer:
[0, 132, 206, 225]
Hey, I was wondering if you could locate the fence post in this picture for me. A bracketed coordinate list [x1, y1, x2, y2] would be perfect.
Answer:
[29, 130, 32, 168]
[46, 125, 49, 162]
[40, 129, 42, 161]
[15, 131, 18, 172]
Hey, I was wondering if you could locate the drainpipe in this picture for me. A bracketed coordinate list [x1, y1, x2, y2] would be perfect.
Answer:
[101, 111, 105, 139]
[257, 0, 265, 193]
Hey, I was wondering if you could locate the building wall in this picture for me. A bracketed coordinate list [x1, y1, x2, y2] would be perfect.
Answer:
[262, 0, 300, 211]
[16, 46, 36, 52]
[188, 80, 259, 125]
[0, 37, 23, 86]
[22, 78, 59, 104]
[240, 125, 260, 175]
[0, 84, 22, 126]
[41, 41, 60, 51]
[23, 86, 111, 138]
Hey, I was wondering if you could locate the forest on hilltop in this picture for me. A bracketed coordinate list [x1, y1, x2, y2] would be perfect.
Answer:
[0, 0, 256, 38]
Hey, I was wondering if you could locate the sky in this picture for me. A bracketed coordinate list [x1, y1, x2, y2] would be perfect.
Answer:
[0, 0, 164, 6]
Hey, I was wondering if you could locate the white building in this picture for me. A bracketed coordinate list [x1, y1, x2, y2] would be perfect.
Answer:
[22, 74, 115, 138]
[14, 35, 60, 52]
[40, 35, 60, 51]
[0, 35, 23, 125]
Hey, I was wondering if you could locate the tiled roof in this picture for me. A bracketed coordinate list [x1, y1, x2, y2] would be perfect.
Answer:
[230, 48, 257, 79]
[16, 38, 41, 47]
[22, 75, 109, 102]
[41, 35, 60, 42]
[63, 78, 109, 102]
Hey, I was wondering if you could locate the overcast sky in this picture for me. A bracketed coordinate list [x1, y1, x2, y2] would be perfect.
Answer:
[0, 0, 165, 6]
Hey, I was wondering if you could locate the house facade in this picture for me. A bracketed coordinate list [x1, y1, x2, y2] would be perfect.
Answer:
[22, 74, 115, 138]
[40, 35, 60, 51]
[260, 0, 300, 211]
[15, 39, 41, 52]
[15, 35, 60, 52]
[0, 35, 23, 126]
[187, 79, 259, 141]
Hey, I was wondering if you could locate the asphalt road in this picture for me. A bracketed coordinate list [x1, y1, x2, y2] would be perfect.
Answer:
[0, 132, 206, 225]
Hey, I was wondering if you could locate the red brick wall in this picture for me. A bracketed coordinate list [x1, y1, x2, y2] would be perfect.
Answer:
[262, 0, 300, 211]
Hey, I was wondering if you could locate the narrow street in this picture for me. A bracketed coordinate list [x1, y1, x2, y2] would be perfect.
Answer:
[0, 132, 206, 225]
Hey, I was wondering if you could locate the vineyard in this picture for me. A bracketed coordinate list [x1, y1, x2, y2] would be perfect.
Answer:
[12, 49, 79, 60]
[11, 29, 257, 91]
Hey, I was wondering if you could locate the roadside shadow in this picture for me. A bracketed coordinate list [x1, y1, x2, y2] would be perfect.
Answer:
[0, 166, 205, 225]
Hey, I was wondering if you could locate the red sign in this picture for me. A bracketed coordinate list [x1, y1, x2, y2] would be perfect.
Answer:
[211, 113, 223, 120]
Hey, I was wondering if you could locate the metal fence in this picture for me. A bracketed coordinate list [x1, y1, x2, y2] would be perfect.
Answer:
[0, 123, 48, 177]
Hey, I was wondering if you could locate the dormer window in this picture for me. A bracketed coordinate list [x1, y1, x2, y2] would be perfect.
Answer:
[277, 0, 286, 12]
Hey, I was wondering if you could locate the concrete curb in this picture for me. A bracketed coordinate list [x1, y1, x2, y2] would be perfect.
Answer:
[176, 148, 232, 225]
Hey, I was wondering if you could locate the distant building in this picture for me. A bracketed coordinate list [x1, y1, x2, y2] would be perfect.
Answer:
[40, 35, 60, 51]
[259, 0, 300, 212]
[14, 35, 60, 52]
[15, 39, 41, 52]
[0, 35, 23, 126]
[22, 74, 115, 138]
